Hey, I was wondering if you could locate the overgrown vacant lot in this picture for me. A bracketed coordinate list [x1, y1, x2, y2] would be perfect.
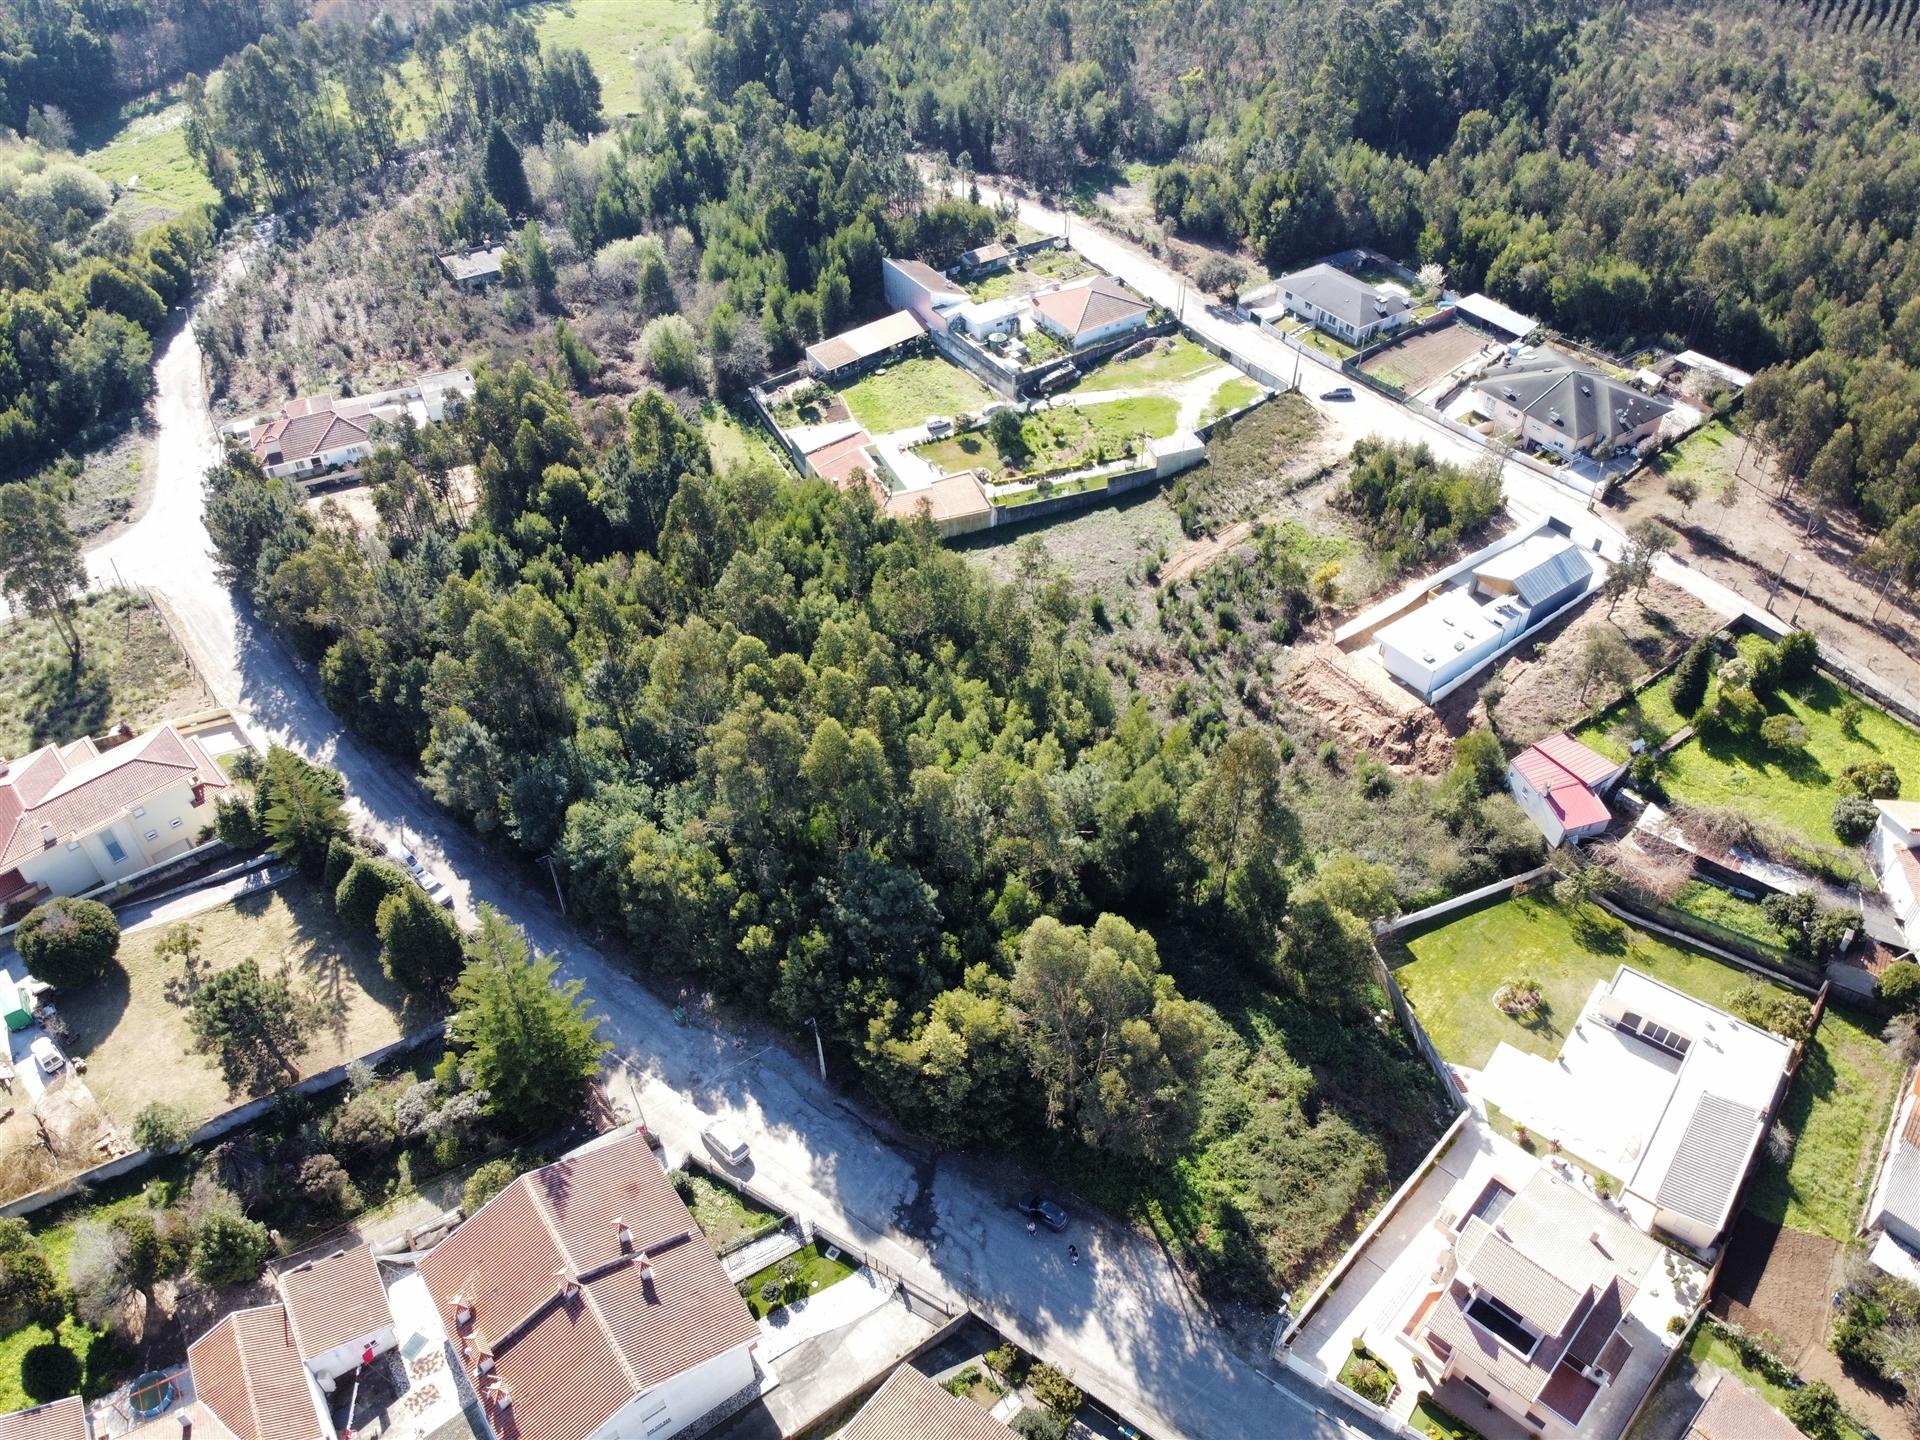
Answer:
[66, 880, 423, 1125]
[837, 355, 996, 434]
[0, 591, 202, 757]
[1578, 665, 1920, 850]
[917, 395, 1178, 480]
[75, 91, 219, 224]
[1073, 937, 1450, 1304]
[524, 0, 703, 114]
[1165, 392, 1328, 534]
[1393, 894, 1786, 1069]
[1747, 1003, 1900, 1242]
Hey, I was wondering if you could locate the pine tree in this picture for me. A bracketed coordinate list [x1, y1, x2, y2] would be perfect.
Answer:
[0, 482, 87, 669]
[448, 906, 608, 1125]
[482, 121, 532, 217]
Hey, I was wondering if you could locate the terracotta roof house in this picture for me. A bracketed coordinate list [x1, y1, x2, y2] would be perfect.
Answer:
[0, 1397, 89, 1440]
[279, 1247, 398, 1386]
[954, 241, 1012, 275]
[1475, 357, 1673, 457]
[1396, 1168, 1673, 1440]
[802, 428, 886, 496]
[247, 411, 373, 480]
[225, 373, 476, 482]
[1265, 263, 1412, 345]
[1871, 799, 1920, 957]
[1683, 1372, 1803, 1440]
[1506, 732, 1626, 846]
[883, 473, 992, 539]
[837, 1366, 1014, 1440]
[1030, 276, 1152, 349]
[190, 1306, 333, 1440]
[804, 309, 927, 379]
[413, 1131, 760, 1440]
[0, 721, 234, 909]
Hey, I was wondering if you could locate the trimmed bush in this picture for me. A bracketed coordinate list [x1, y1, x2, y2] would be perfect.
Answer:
[191, 1210, 270, 1286]
[335, 856, 410, 934]
[1833, 795, 1879, 846]
[1776, 628, 1819, 685]
[20, 1342, 82, 1402]
[131, 1101, 192, 1153]
[15, 896, 121, 986]
[1841, 759, 1901, 800]
[463, 1158, 520, 1213]
[1882, 961, 1920, 1015]
[376, 887, 464, 992]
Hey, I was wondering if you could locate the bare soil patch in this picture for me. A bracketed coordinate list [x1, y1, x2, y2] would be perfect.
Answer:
[1478, 576, 1729, 748]
[1160, 520, 1252, 585]
[1283, 648, 1460, 775]
[1615, 431, 1920, 714]
[1358, 322, 1493, 397]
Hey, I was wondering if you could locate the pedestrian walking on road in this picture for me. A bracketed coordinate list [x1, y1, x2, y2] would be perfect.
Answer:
[1068, 1244, 1079, 1266]
[1027, 1218, 1036, 1237]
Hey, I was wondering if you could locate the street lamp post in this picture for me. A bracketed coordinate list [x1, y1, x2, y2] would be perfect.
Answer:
[804, 1018, 826, 1083]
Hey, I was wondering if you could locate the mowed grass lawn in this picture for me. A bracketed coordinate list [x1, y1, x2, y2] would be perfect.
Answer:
[1066, 335, 1223, 391]
[1394, 894, 1786, 1069]
[64, 879, 420, 1124]
[735, 1242, 858, 1319]
[1204, 375, 1262, 419]
[1578, 667, 1920, 849]
[1747, 1003, 1901, 1240]
[917, 395, 1179, 480]
[837, 355, 996, 434]
[0, 591, 202, 757]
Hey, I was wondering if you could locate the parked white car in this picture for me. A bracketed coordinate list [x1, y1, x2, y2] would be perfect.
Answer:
[925, 415, 953, 436]
[30, 1037, 64, 1075]
[389, 843, 454, 909]
[701, 1120, 750, 1169]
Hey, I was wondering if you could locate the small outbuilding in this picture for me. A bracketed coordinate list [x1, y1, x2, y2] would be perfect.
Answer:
[1507, 732, 1625, 846]
[437, 243, 507, 291]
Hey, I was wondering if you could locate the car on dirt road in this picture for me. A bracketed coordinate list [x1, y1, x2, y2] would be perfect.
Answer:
[701, 1120, 750, 1169]
[389, 843, 454, 909]
[1017, 1196, 1069, 1231]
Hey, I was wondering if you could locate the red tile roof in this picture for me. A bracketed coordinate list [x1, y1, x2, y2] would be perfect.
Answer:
[250, 410, 371, 467]
[278, 1246, 392, 1363]
[1685, 1373, 1802, 1440]
[1031, 276, 1150, 339]
[416, 1133, 758, 1440]
[188, 1306, 328, 1440]
[0, 1396, 89, 1440]
[838, 1366, 1014, 1440]
[0, 723, 233, 871]
[805, 430, 882, 492]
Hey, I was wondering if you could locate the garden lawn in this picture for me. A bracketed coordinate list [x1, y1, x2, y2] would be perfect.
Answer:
[64, 878, 421, 1125]
[679, 1170, 781, 1249]
[1393, 894, 1788, 1069]
[0, 590, 202, 757]
[1676, 1323, 1868, 1440]
[1410, 1397, 1486, 1440]
[0, 1313, 120, 1413]
[527, 0, 703, 114]
[700, 403, 771, 475]
[1746, 1003, 1901, 1240]
[1648, 419, 1743, 493]
[1577, 668, 1920, 850]
[735, 1243, 857, 1319]
[1067, 336, 1224, 391]
[837, 356, 996, 434]
[917, 396, 1178, 481]
[1203, 376, 1262, 420]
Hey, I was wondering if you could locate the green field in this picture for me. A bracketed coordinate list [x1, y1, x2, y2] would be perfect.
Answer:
[1065, 335, 1224, 392]
[527, 0, 704, 115]
[1668, 879, 1791, 959]
[1394, 894, 1788, 1069]
[1746, 1003, 1901, 1240]
[1649, 418, 1744, 493]
[1203, 375, 1262, 420]
[916, 395, 1178, 481]
[76, 93, 218, 221]
[1577, 666, 1920, 850]
[837, 355, 996, 434]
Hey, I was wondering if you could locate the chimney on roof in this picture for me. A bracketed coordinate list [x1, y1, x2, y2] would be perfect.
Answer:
[640, 1258, 655, 1285]
[454, 1297, 473, 1328]
[1590, 1231, 1601, 1246]
[555, 1268, 580, 1301]
[475, 1350, 495, 1378]
[614, 1219, 632, 1252]
[179, 1416, 192, 1440]
[39, 824, 55, 848]
[493, 1384, 511, 1411]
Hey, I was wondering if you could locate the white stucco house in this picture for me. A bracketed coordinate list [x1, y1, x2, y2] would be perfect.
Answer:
[0, 721, 235, 909]
[1872, 800, 1920, 955]
[224, 371, 477, 481]
[1030, 275, 1152, 349]
[1474, 357, 1672, 457]
[1507, 733, 1626, 846]
[1266, 263, 1412, 344]
[882, 257, 967, 330]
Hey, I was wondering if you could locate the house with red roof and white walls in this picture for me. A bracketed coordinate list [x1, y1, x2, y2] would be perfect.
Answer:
[1871, 800, 1920, 958]
[1506, 732, 1627, 847]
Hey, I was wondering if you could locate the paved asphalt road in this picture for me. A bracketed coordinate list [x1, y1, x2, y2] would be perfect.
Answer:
[73, 248, 1407, 1440]
[65, 193, 1814, 1440]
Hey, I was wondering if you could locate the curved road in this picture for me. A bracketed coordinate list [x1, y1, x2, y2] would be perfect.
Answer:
[74, 265, 1398, 1440]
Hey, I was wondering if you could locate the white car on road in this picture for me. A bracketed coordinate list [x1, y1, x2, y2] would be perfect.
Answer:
[389, 843, 453, 909]
[30, 1037, 64, 1075]
[701, 1120, 750, 1169]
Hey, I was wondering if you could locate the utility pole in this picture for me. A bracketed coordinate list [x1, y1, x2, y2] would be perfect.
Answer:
[805, 1017, 826, 1083]
[544, 854, 567, 916]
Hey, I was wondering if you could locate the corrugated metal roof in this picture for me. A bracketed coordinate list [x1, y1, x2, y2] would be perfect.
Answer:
[1653, 1093, 1763, 1225]
[1881, 1138, 1920, 1233]
[838, 1366, 1015, 1440]
[804, 310, 926, 375]
[1532, 733, 1618, 787]
[1475, 535, 1593, 609]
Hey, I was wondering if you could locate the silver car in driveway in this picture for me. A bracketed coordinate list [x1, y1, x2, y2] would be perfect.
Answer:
[389, 843, 454, 908]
